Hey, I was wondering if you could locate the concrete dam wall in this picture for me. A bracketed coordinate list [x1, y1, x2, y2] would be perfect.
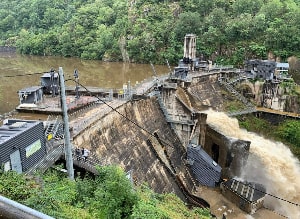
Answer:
[73, 98, 189, 197]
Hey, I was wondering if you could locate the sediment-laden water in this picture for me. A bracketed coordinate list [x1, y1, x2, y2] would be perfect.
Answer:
[0, 54, 169, 115]
[205, 109, 300, 218]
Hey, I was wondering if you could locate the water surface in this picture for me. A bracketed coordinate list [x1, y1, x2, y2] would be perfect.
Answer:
[0, 54, 169, 115]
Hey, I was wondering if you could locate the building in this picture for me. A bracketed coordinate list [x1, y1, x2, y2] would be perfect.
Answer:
[220, 178, 266, 214]
[0, 119, 47, 173]
[244, 60, 276, 80]
[40, 71, 59, 95]
[275, 62, 290, 80]
[18, 86, 43, 105]
[187, 143, 222, 187]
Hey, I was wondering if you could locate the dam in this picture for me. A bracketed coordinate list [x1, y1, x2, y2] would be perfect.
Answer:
[1, 35, 300, 218]
[15, 66, 297, 219]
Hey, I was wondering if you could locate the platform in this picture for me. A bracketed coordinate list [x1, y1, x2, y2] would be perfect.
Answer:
[16, 95, 98, 114]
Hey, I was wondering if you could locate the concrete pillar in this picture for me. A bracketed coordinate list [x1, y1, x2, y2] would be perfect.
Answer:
[196, 113, 207, 146]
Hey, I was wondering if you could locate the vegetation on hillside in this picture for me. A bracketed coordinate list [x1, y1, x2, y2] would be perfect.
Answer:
[0, 165, 211, 219]
[238, 115, 300, 159]
[1, 0, 300, 66]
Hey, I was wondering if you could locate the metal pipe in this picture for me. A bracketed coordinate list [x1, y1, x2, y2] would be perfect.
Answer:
[0, 195, 54, 219]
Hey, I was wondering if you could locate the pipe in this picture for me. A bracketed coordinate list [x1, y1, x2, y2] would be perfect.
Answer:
[0, 195, 54, 219]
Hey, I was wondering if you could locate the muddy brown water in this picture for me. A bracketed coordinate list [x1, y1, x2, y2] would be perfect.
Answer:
[0, 53, 169, 119]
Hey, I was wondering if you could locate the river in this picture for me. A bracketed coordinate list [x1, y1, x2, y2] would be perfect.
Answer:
[0, 53, 169, 117]
[206, 109, 300, 218]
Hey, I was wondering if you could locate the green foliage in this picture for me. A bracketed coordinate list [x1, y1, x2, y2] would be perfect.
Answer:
[238, 114, 272, 134]
[276, 120, 300, 147]
[0, 166, 211, 218]
[76, 165, 138, 219]
[131, 184, 211, 219]
[237, 115, 300, 159]
[2, 0, 300, 64]
[0, 171, 37, 201]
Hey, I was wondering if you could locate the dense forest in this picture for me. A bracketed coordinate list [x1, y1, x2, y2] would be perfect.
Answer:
[1, 0, 300, 66]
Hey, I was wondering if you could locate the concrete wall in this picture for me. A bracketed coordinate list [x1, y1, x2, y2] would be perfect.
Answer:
[73, 98, 187, 197]
[203, 126, 250, 179]
[161, 87, 194, 147]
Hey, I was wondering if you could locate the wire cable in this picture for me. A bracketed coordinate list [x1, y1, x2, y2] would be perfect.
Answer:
[64, 78, 300, 210]
[0, 71, 53, 78]
[66, 78, 169, 141]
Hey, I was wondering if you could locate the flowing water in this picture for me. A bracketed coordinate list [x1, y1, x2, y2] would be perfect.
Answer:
[0, 54, 169, 116]
[205, 109, 300, 218]
[1, 53, 300, 217]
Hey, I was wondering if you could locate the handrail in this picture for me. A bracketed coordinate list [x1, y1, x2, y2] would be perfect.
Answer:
[0, 195, 54, 219]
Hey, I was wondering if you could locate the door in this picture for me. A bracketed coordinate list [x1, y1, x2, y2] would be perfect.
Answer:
[10, 150, 22, 173]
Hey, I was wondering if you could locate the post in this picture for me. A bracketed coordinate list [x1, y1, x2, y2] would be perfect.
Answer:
[197, 113, 207, 147]
[59, 67, 74, 180]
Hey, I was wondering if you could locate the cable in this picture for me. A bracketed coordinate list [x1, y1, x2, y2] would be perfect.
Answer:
[0, 71, 53, 78]
[66, 78, 300, 209]
[236, 180, 300, 207]
[67, 78, 171, 143]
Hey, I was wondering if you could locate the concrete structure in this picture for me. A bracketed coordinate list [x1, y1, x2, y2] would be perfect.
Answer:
[72, 98, 189, 197]
[0, 119, 46, 173]
[203, 125, 250, 179]
[244, 60, 276, 80]
[183, 34, 196, 64]
[220, 179, 266, 214]
[18, 86, 43, 105]
[40, 71, 59, 95]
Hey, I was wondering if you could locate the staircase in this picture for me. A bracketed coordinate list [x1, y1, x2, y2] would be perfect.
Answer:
[26, 144, 65, 175]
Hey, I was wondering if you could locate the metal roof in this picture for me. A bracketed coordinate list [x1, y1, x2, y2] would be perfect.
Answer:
[222, 179, 266, 202]
[187, 144, 222, 187]
[0, 120, 41, 145]
[276, 62, 289, 68]
[18, 86, 43, 93]
[41, 73, 59, 78]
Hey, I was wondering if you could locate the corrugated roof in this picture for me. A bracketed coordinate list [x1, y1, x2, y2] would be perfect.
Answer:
[0, 120, 40, 145]
[222, 179, 265, 202]
[187, 144, 222, 187]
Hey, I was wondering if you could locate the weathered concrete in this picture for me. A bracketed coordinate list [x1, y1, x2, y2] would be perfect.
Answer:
[72, 98, 189, 198]
[202, 125, 250, 179]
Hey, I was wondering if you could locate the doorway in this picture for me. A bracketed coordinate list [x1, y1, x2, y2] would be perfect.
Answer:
[211, 143, 219, 163]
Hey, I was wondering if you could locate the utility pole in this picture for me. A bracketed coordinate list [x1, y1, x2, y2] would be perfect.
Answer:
[59, 67, 74, 180]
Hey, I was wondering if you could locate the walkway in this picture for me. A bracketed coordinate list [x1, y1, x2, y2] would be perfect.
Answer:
[256, 107, 300, 118]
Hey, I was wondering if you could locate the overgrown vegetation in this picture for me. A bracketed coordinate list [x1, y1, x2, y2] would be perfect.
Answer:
[1, 0, 300, 65]
[0, 165, 211, 219]
[238, 114, 300, 159]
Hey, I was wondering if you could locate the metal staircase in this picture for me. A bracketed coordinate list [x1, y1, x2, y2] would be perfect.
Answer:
[45, 115, 61, 139]
[26, 144, 65, 175]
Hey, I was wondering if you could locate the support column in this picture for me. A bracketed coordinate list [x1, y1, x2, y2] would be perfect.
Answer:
[59, 67, 74, 180]
[197, 113, 207, 147]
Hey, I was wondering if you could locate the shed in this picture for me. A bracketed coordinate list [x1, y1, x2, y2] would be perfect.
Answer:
[40, 72, 59, 95]
[18, 86, 43, 104]
[220, 178, 266, 214]
[276, 62, 290, 78]
[0, 119, 47, 173]
[187, 143, 222, 187]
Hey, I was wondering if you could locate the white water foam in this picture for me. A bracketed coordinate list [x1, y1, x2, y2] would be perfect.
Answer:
[205, 109, 300, 218]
